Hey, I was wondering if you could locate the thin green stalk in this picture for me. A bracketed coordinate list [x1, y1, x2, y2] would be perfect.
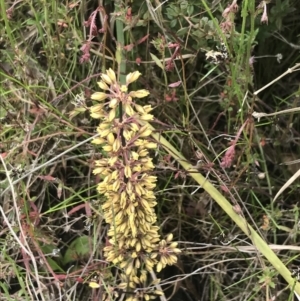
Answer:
[114, 1, 126, 84]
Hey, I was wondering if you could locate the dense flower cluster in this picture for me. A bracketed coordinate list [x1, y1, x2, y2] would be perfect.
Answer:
[90, 69, 180, 300]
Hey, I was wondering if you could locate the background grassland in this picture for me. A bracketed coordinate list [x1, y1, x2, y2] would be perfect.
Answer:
[1, 0, 300, 300]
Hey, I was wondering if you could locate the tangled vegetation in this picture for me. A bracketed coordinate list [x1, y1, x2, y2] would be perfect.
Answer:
[1, 0, 300, 301]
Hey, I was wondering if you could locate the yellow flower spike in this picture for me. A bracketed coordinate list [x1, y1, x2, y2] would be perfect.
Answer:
[89, 281, 100, 289]
[138, 149, 149, 157]
[125, 262, 134, 276]
[108, 109, 116, 121]
[97, 186, 107, 194]
[137, 210, 145, 220]
[126, 71, 142, 85]
[145, 264, 154, 272]
[150, 253, 158, 259]
[102, 145, 113, 152]
[139, 198, 152, 213]
[130, 238, 137, 247]
[131, 151, 139, 160]
[108, 156, 118, 166]
[90, 69, 179, 287]
[115, 218, 123, 227]
[119, 223, 128, 234]
[134, 104, 145, 114]
[134, 184, 142, 196]
[145, 215, 156, 223]
[109, 98, 118, 108]
[133, 139, 143, 146]
[106, 132, 115, 145]
[124, 104, 134, 116]
[124, 165, 132, 178]
[121, 85, 128, 92]
[132, 165, 142, 172]
[135, 241, 142, 252]
[130, 123, 139, 132]
[144, 257, 154, 268]
[101, 201, 112, 210]
[166, 233, 173, 242]
[100, 73, 112, 85]
[111, 170, 119, 179]
[100, 120, 112, 128]
[135, 258, 141, 269]
[112, 257, 120, 264]
[106, 68, 117, 82]
[138, 124, 149, 134]
[160, 256, 168, 266]
[126, 182, 133, 194]
[169, 242, 178, 249]
[139, 128, 152, 137]
[90, 103, 104, 113]
[120, 191, 126, 207]
[128, 203, 135, 215]
[99, 128, 110, 138]
[120, 261, 127, 269]
[128, 282, 136, 289]
[145, 183, 156, 190]
[156, 262, 163, 273]
[93, 167, 104, 175]
[101, 69, 116, 85]
[139, 272, 147, 283]
[91, 137, 106, 144]
[118, 282, 128, 290]
[112, 139, 121, 152]
[123, 129, 132, 141]
[118, 240, 125, 250]
[140, 113, 154, 121]
[115, 210, 124, 220]
[111, 192, 120, 203]
[145, 175, 157, 183]
[133, 276, 140, 284]
[129, 89, 150, 98]
[98, 80, 109, 90]
[145, 142, 158, 149]
[168, 254, 178, 265]
[172, 248, 181, 254]
[149, 226, 160, 233]
[91, 91, 108, 101]
[142, 160, 155, 170]
[112, 179, 120, 191]
[131, 225, 137, 238]
[160, 240, 167, 248]
[94, 158, 107, 165]
[143, 105, 153, 113]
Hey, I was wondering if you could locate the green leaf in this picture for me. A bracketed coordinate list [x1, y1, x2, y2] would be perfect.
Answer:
[187, 5, 194, 16]
[191, 29, 206, 39]
[177, 27, 189, 37]
[63, 235, 91, 265]
[150, 53, 164, 70]
[170, 19, 177, 28]
[40, 244, 64, 272]
[166, 6, 180, 18]
[180, 1, 188, 11]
